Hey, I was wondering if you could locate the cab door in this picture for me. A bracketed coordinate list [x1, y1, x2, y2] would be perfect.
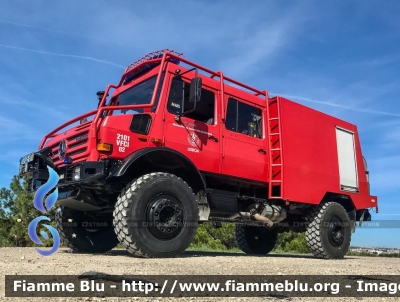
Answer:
[163, 72, 221, 173]
[221, 96, 268, 183]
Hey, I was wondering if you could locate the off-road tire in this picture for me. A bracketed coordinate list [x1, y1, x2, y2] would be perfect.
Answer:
[305, 201, 351, 259]
[55, 206, 119, 253]
[113, 172, 199, 258]
[235, 224, 278, 255]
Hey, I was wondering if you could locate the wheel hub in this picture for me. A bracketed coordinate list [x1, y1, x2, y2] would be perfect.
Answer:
[328, 216, 345, 247]
[146, 195, 184, 240]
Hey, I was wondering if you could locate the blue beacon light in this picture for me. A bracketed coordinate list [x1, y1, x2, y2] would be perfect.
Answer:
[63, 156, 73, 165]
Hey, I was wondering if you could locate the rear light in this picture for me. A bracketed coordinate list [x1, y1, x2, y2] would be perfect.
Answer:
[97, 143, 112, 152]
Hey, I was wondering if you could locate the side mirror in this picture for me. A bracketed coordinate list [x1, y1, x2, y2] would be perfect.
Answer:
[185, 77, 202, 112]
[189, 77, 202, 103]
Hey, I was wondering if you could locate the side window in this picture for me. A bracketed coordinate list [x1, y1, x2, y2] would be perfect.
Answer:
[225, 98, 263, 138]
[167, 77, 215, 124]
[225, 99, 237, 132]
[167, 78, 190, 115]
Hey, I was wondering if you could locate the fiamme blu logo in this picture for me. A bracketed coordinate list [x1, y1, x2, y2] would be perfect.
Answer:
[27, 166, 61, 256]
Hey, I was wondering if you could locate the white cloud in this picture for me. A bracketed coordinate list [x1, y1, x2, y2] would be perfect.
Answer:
[0, 18, 94, 40]
[0, 44, 125, 69]
[0, 115, 44, 142]
[0, 96, 74, 122]
[279, 94, 400, 118]
[357, 56, 400, 67]
[216, 3, 312, 79]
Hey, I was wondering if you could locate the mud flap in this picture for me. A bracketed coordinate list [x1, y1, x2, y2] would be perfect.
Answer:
[348, 210, 356, 233]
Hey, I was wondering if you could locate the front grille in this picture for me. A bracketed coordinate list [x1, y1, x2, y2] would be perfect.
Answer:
[46, 124, 91, 167]
[67, 139, 87, 149]
[68, 147, 87, 157]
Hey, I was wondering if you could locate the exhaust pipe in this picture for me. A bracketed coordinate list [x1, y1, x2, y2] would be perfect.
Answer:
[230, 210, 273, 227]
[238, 211, 274, 227]
[230, 204, 287, 227]
[261, 204, 287, 223]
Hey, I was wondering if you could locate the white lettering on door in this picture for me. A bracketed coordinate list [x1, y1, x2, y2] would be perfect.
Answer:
[116, 134, 130, 152]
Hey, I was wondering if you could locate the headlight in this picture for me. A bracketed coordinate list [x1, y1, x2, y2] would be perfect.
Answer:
[73, 166, 81, 181]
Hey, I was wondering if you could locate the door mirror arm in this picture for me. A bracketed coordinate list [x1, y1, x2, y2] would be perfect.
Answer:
[174, 115, 182, 123]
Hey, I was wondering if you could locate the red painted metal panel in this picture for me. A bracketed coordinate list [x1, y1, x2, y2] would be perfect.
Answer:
[162, 68, 222, 174]
[221, 94, 268, 183]
[278, 97, 377, 209]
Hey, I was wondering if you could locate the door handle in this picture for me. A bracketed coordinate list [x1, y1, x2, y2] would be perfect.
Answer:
[208, 136, 218, 142]
[258, 149, 266, 154]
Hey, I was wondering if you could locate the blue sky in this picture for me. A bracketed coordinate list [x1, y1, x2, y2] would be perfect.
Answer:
[0, 0, 399, 248]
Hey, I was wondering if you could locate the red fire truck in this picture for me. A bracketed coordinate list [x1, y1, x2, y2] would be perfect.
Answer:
[19, 49, 377, 259]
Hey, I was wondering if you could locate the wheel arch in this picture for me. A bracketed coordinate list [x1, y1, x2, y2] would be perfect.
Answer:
[107, 147, 207, 194]
[321, 192, 356, 226]
[321, 192, 355, 212]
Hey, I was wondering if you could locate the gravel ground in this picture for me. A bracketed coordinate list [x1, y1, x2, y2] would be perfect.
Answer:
[1, 247, 399, 302]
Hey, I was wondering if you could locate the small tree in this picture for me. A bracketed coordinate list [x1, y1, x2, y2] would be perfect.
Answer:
[274, 231, 309, 254]
[202, 222, 238, 249]
[0, 175, 57, 247]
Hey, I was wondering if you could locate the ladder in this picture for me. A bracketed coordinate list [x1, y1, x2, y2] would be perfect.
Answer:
[267, 97, 283, 199]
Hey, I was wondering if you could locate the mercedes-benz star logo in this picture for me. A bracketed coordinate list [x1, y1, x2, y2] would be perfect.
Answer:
[58, 140, 67, 160]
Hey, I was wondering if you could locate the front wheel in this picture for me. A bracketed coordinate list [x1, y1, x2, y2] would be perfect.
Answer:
[113, 172, 199, 258]
[305, 201, 352, 259]
[55, 207, 119, 253]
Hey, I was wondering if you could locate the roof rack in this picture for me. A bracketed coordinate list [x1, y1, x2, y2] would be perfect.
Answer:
[125, 49, 184, 73]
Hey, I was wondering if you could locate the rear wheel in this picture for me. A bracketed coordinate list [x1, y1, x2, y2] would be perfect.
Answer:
[55, 207, 119, 253]
[235, 224, 278, 255]
[113, 172, 199, 258]
[305, 201, 351, 259]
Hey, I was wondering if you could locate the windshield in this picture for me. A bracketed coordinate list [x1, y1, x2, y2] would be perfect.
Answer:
[112, 73, 164, 114]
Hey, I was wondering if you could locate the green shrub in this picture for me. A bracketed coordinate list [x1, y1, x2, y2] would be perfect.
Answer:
[190, 223, 235, 251]
[273, 231, 308, 253]
[202, 223, 238, 249]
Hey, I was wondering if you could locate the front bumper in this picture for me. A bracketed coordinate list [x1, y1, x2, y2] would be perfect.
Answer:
[19, 151, 57, 192]
[19, 152, 107, 193]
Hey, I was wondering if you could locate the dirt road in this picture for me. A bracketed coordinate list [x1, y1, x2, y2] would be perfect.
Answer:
[1, 247, 399, 301]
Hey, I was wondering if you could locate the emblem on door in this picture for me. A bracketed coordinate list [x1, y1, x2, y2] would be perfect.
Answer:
[188, 132, 200, 147]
